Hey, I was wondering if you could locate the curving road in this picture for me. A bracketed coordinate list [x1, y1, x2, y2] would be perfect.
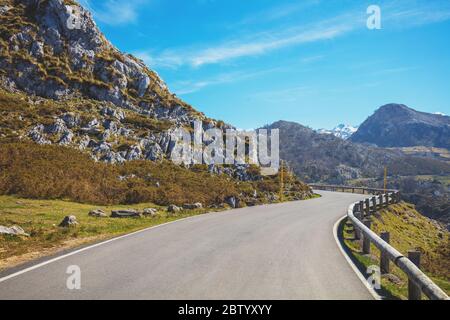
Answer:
[0, 191, 371, 300]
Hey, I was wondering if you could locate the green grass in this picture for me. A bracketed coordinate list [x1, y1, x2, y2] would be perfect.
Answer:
[0, 195, 223, 270]
[341, 202, 449, 299]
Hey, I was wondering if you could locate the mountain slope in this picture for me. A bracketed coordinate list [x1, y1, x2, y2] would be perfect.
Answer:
[350, 104, 450, 149]
[0, 0, 313, 206]
[0, 0, 216, 164]
[265, 120, 450, 184]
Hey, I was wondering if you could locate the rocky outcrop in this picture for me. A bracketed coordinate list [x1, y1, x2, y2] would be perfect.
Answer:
[0, 0, 200, 124]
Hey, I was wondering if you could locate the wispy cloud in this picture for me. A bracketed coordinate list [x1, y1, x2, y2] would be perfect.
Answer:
[134, 0, 450, 70]
[137, 14, 358, 69]
[371, 66, 418, 76]
[78, 0, 145, 25]
[384, 1, 450, 28]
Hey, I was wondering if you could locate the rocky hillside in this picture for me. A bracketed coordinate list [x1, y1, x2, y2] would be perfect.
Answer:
[0, 0, 224, 164]
[0, 0, 313, 206]
[350, 104, 450, 149]
[265, 120, 450, 184]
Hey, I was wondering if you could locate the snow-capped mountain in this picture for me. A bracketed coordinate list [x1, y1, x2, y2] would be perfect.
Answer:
[317, 124, 358, 140]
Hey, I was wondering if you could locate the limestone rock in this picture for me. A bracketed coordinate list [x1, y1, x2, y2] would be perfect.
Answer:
[182, 203, 203, 210]
[225, 196, 239, 208]
[0, 225, 29, 237]
[110, 209, 141, 218]
[88, 209, 107, 218]
[167, 204, 181, 213]
[143, 208, 158, 217]
[59, 215, 78, 227]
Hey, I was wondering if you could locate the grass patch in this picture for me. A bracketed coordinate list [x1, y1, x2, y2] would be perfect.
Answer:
[0, 195, 223, 271]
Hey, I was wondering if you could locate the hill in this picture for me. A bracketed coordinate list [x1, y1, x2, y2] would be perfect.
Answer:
[0, 0, 312, 206]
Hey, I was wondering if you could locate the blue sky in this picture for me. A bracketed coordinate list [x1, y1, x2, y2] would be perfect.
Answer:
[79, 0, 450, 129]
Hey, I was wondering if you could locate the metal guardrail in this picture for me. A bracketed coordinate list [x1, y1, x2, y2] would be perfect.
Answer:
[312, 184, 449, 300]
[309, 184, 397, 195]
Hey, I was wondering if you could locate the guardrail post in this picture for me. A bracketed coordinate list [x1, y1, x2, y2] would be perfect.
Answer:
[378, 194, 383, 210]
[384, 193, 389, 207]
[395, 192, 401, 203]
[365, 198, 370, 216]
[358, 201, 364, 217]
[380, 232, 390, 274]
[362, 219, 371, 254]
[371, 196, 377, 213]
[408, 250, 422, 300]
[354, 212, 361, 240]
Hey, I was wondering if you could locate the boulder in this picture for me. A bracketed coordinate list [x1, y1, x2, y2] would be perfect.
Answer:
[0, 225, 29, 237]
[167, 205, 181, 213]
[182, 203, 203, 210]
[143, 208, 158, 217]
[225, 196, 239, 208]
[59, 215, 78, 227]
[88, 209, 107, 218]
[110, 209, 141, 218]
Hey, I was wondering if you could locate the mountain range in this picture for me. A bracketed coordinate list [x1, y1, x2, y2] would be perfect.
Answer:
[264, 120, 450, 184]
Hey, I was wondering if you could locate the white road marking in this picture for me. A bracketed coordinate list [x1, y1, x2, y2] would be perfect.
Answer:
[0, 214, 209, 283]
[333, 215, 382, 300]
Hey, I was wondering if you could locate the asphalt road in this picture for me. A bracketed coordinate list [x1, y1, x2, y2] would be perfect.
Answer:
[0, 191, 372, 300]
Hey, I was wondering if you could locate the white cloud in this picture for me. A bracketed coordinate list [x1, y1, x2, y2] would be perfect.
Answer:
[117, 0, 450, 70]
[141, 14, 357, 69]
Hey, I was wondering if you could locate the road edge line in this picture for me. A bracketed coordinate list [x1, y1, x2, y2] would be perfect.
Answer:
[333, 215, 382, 300]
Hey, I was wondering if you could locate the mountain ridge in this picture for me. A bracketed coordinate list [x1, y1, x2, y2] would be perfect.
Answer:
[350, 103, 450, 149]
